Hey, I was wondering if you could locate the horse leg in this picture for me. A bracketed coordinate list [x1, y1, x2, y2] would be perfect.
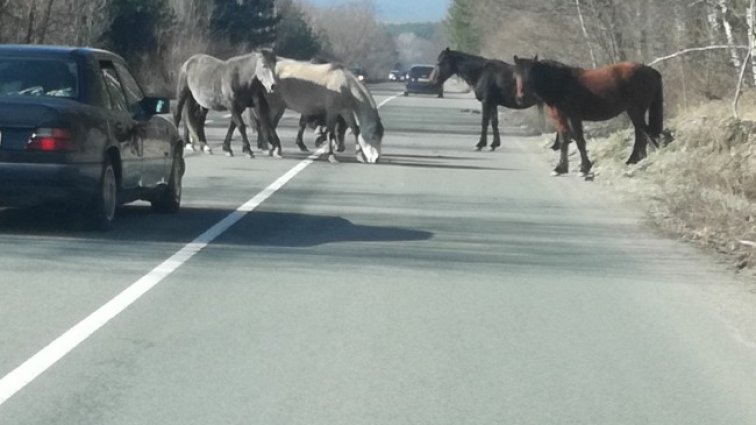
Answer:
[476, 101, 491, 151]
[490, 105, 501, 151]
[337, 115, 349, 153]
[570, 118, 593, 177]
[252, 101, 281, 158]
[626, 110, 649, 164]
[232, 108, 256, 159]
[552, 113, 571, 176]
[549, 133, 561, 151]
[338, 113, 362, 162]
[222, 120, 237, 157]
[197, 107, 210, 154]
[296, 115, 309, 152]
[246, 109, 266, 151]
[325, 113, 340, 163]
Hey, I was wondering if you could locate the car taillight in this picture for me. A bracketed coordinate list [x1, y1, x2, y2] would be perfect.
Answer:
[27, 128, 74, 152]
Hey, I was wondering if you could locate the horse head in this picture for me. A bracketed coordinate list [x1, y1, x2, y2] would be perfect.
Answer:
[430, 47, 455, 87]
[256, 49, 278, 93]
[357, 118, 383, 164]
[513, 55, 538, 105]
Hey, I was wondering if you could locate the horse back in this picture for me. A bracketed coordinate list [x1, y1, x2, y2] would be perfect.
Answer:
[564, 62, 660, 120]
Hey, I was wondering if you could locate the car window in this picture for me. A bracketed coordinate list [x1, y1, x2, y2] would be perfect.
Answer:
[100, 61, 128, 112]
[0, 57, 78, 98]
[410, 67, 434, 79]
[114, 62, 144, 113]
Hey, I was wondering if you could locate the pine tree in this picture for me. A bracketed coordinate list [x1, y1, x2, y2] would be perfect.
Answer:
[100, 0, 176, 64]
[211, 0, 280, 49]
[445, 0, 481, 53]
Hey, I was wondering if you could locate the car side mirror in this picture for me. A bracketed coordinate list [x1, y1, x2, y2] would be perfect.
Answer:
[140, 97, 170, 116]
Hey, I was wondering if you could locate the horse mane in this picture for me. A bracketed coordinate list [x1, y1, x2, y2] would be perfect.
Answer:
[442, 49, 490, 87]
[531, 59, 579, 105]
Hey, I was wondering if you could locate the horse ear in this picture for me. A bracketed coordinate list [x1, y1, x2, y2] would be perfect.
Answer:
[513, 55, 520, 64]
[534, 55, 539, 62]
[261, 49, 277, 66]
[445, 47, 451, 52]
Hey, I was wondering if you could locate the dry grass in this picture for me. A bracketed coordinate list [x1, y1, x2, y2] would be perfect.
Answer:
[586, 93, 756, 274]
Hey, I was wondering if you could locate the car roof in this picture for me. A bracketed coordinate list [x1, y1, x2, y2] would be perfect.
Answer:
[0, 45, 121, 60]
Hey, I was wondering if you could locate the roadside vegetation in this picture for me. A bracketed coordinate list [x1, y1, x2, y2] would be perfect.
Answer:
[445, 0, 756, 271]
[0, 0, 433, 94]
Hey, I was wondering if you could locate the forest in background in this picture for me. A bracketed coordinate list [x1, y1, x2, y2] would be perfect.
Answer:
[0, 0, 445, 94]
[446, 0, 756, 115]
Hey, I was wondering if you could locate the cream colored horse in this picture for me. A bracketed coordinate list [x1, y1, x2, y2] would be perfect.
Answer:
[273, 58, 384, 163]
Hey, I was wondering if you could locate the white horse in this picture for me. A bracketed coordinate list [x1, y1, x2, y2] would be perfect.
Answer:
[273, 58, 384, 163]
[174, 50, 279, 158]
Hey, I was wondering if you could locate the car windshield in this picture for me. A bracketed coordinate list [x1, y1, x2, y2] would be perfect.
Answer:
[0, 57, 79, 99]
[410, 66, 434, 79]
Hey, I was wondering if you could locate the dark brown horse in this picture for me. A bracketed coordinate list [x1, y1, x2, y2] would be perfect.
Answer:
[513, 56, 664, 177]
[430, 48, 547, 151]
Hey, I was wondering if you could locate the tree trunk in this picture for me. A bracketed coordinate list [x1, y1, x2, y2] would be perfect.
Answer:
[36, 0, 56, 44]
[718, 0, 743, 69]
[575, 0, 597, 67]
[24, 0, 38, 44]
[748, 0, 756, 85]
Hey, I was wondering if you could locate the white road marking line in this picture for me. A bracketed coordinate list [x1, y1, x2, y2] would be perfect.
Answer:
[0, 92, 400, 408]
[378, 93, 400, 109]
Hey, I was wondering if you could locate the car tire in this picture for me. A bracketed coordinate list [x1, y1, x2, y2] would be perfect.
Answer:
[151, 152, 183, 214]
[88, 157, 118, 231]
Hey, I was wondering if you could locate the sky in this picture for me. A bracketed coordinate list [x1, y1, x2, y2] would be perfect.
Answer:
[306, 0, 450, 23]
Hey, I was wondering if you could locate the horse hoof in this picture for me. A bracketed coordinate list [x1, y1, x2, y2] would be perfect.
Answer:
[356, 153, 366, 163]
[246, 152, 255, 159]
[202, 146, 213, 154]
[551, 170, 568, 177]
[225, 151, 234, 157]
[475, 146, 484, 151]
[185, 144, 195, 153]
[269, 150, 282, 159]
[582, 172, 595, 181]
[328, 154, 339, 164]
[490, 146, 499, 152]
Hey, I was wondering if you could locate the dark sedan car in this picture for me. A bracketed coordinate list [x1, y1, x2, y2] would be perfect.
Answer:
[404, 65, 443, 98]
[0, 45, 183, 230]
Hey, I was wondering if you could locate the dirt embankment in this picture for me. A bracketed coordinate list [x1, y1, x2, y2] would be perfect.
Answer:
[584, 96, 756, 276]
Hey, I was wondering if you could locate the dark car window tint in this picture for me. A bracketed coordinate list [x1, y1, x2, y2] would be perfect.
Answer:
[114, 62, 143, 112]
[0, 57, 78, 98]
[410, 67, 434, 79]
[100, 62, 128, 112]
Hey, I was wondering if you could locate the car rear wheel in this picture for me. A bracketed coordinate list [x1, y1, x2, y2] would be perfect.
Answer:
[88, 158, 117, 231]
[151, 152, 183, 214]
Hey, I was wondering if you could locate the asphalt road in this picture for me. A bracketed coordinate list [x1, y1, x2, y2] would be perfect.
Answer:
[1, 83, 756, 424]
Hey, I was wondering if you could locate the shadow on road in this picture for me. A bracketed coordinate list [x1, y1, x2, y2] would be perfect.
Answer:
[0, 206, 433, 248]
[219, 211, 433, 247]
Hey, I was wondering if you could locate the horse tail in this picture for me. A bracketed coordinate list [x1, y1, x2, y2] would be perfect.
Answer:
[174, 67, 190, 127]
[648, 70, 664, 138]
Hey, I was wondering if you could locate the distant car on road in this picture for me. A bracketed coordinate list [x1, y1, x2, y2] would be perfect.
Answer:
[404, 64, 443, 98]
[388, 69, 405, 82]
[0, 45, 183, 230]
[350, 65, 367, 82]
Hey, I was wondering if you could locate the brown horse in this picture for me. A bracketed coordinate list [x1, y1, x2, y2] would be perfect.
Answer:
[513, 56, 663, 177]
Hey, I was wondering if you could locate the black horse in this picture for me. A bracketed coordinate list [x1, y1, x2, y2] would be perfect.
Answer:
[430, 48, 547, 151]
